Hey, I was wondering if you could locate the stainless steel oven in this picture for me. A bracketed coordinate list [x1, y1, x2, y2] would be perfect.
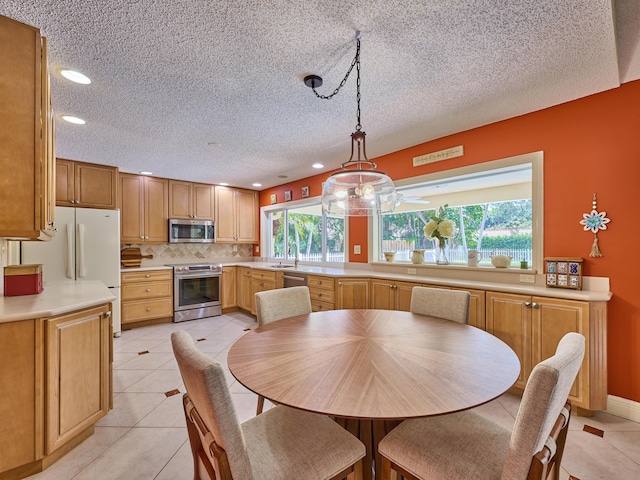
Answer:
[170, 264, 222, 322]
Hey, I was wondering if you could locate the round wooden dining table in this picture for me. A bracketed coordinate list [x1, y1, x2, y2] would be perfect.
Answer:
[227, 309, 520, 480]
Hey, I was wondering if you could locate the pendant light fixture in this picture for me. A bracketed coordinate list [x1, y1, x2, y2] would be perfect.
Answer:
[305, 32, 397, 216]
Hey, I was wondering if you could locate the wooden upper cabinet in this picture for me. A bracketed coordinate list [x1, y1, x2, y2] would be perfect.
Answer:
[214, 186, 258, 243]
[119, 173, 168, 243]
[168, 180, 214, 220]
[0, 16, 55, 240]
[56, 159, 118, 209]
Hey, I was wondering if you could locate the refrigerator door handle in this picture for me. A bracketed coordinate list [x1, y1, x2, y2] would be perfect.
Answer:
[77, 223, 86, 278]
[66, 224, 74, 279]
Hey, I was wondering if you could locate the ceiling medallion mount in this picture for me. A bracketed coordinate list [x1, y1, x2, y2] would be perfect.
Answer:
[304, 32, 397, 217]
[303, 75, 323, 88]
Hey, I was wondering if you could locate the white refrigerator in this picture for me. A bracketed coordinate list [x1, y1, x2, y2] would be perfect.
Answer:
[22, 207, 122, 335]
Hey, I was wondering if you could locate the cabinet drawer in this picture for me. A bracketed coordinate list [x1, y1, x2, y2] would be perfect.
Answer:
[308, 275, 334, 291]
[122, 280, 172, 301]
[309, 288, 335, 304]
[122, 298, 173, 323]
[121, 269, 173, 283]
[311, 299, 334, 312]
[251, 270, 277, 282]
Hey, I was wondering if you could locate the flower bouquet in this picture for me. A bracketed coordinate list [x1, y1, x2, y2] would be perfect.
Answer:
[423, 205, 455, 264]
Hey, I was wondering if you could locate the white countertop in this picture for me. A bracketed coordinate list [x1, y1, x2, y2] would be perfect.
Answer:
[227, 261, 612, 302]
[0, 280, 115, 324]
[122, 260, 611, 302]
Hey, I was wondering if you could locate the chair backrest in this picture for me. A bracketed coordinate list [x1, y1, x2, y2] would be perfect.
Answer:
[502, 332, 585, 480]
[171, 330, 254, 480]
[255, 286, 312, 327]
[409, 286, 471, 324]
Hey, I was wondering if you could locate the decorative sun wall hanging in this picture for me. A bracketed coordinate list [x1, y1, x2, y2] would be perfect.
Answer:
[579, 193, 610, 257]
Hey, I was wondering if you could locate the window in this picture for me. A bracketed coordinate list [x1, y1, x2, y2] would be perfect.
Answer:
[267, 201, 345, 263]
[377, 153, 543, 269]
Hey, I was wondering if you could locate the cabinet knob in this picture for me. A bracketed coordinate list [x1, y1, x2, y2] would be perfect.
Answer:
[140, 236, 145, 239]
[532, 302, 540, 309]
[145, 274, 151, 278]
[146, 307, 151, 312]
[105, 311, 111, 318]
[338, 282, 343, 286]
[146, 288, 151, 292]
[525, 301, 532, 308]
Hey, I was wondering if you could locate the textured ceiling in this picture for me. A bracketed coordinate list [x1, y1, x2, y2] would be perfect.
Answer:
[1, 1, 638, 190]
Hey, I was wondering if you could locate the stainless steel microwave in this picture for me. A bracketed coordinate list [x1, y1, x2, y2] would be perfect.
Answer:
[169, 219, 215, 243]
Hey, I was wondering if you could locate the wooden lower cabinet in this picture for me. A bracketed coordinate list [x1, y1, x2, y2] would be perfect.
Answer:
[45, 304, 111, 454]
[0, 319, 43, 474]
[238, 267, 253, 311]
[121, 269, 173, 327]
[486, 291, 607, 411]
[450, 287, 486, 330]
[370, 279, 430, 311]
[221, 266, 237, 309]
[486, 292, 533, 390]
[308, 275, 335, 311]
[0, 303, 112, 479]
[250, 270, 278, 315]
[336, 278, 370, 309]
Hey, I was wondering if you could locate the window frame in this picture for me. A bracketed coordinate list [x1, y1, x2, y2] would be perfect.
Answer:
[260, 197, 348, 265]
[373, 151, 544, 272]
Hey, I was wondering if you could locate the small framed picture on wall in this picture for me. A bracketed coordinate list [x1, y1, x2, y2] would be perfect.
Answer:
[301, 186, 310, 198]
[270, 194, 277, 204]
[284, 190, 292, 201]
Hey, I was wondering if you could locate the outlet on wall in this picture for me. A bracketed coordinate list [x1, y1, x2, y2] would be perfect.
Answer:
[519, 274, 535, 283]
[354, 245, 361, 255]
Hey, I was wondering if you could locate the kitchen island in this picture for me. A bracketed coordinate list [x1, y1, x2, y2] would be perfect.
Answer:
[0, 281, 114, 480]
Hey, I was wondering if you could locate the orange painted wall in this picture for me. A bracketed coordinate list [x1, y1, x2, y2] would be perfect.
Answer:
[260, 80, 640, 403]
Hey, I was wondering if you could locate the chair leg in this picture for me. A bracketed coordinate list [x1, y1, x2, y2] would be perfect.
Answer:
[353, 458, 363, 480]
[381, 456, 397, 480]
[256, 395, 265, 415]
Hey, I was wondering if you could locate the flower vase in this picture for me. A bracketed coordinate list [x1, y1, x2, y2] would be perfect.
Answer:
[435, 242, 449, 265]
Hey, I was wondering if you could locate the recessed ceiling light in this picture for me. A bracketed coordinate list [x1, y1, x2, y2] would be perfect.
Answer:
[312, 163, 324, 169]
[278, 175, 288, 179]
[62, 115, 86, 124]
[252, 183, 262, 187]
[140, 171, 153, 175]
[219, 182, 229, 186]
[60, 69, 91, 84]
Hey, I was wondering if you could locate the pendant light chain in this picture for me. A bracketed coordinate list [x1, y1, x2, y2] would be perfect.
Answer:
[310, 39, 361, 102]
[355, 39, 362, 131]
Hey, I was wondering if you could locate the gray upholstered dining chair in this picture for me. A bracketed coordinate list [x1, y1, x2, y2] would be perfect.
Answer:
[409, 286, 471, 324]
[378, 332, 585, 480]
[254, 285, 312, 414]
[171, 330, 365, 480]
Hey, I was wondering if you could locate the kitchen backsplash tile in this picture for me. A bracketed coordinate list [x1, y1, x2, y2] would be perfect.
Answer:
[125, 243, 253, 266]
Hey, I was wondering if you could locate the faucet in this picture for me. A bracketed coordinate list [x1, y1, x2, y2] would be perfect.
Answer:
[289, 244, 299, 268]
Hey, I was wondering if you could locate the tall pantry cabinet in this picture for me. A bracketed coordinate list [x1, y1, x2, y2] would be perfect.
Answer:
[0, 15, 55, 240]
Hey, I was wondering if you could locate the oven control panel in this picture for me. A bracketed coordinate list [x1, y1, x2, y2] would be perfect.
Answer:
[173, 264, 222, 275]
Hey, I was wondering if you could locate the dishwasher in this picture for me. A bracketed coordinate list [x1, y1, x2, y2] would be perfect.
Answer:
[283, 272, 308, 288]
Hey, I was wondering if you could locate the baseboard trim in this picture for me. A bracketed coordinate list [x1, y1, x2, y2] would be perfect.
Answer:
[606, 395, 640, 423]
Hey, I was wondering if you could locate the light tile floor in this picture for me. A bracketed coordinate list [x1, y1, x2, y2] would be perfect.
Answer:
[26, 312, 640, 480]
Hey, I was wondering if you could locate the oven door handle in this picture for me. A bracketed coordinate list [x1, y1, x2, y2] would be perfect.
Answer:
[176, 272, 221, 279]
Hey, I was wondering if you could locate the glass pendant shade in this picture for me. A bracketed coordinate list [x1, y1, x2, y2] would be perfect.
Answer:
[322, 168, 397, 216]
[322, 128, 397, 216]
